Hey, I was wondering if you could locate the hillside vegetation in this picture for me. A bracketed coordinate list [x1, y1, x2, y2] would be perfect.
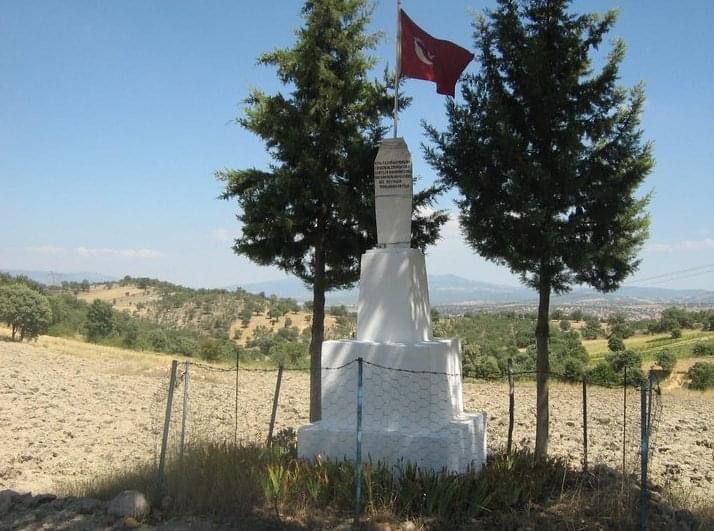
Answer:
[2, 272, 713, 388]
[0, 273, 350, 367]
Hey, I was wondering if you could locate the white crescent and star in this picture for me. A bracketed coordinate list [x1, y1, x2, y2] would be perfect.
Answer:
[414, 38, 435, 65]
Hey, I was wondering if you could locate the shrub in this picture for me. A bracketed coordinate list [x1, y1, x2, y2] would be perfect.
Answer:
[692, 341, 714, 357]
[86, 299, 114, 341]
[687, 362, 714, 390]
[626, 367, 646, 388]
[607, 336, 625, 352]
[588, 361, 618, 386]
[670, 328, 682, 339]
[471, 356, 501, 379]
[655, 350, 676, 376]
[559, 319, 571, 331]
[561, 357, 585, 382]
[199, 340, 224, 362]
[607, 349, 641, 372]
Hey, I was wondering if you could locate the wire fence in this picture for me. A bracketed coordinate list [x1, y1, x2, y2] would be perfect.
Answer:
[148, 355, 666, 526]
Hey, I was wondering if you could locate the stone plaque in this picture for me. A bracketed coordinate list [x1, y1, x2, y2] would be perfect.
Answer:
[375, 158, 412, 196]
[374, 138, 412, 245]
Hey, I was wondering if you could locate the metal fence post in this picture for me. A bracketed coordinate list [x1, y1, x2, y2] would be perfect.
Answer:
[582, 376, 588, 472]
[159, 360, 178, 482]
[507, 358, 514, 454]
[267, 364, 284, 446]
[640, 378, 649, 531]
[180, 361, 190, 459]
[354, 357, 364, 522]
[623, 366, 628, 477]
[234, 349, 240, 447]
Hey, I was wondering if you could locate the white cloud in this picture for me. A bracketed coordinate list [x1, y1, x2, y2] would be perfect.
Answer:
[208, 228, 233, 242]
[26, 246, 163, 259]
[26, 245, 66, 255]
[646, 239, 714, 253]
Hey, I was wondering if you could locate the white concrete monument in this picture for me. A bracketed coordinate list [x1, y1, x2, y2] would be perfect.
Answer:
[297, 138, 487, 473]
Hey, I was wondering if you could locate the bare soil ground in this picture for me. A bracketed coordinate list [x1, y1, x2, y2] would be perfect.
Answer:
[1, 333, 712, 505]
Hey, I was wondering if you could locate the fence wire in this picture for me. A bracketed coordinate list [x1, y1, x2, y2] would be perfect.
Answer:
[150, 357, 664, 490]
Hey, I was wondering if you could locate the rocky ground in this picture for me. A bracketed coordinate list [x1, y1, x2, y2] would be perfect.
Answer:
[1, 337, 712, 529]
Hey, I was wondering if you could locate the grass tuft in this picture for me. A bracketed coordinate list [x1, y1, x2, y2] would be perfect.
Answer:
[57, 437, 713, 529]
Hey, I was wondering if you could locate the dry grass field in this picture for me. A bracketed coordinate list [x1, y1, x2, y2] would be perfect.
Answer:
[228, 310, 338, 346]
[76, 284, 159, 317]
[1, 330, 712, 507]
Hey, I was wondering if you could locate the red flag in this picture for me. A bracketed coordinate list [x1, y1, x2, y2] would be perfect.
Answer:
[399, 9, 473, 97]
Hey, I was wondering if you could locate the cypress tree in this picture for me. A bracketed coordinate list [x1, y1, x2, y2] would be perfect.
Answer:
[424, 0, 653, 457]
[219, 0, 446, 421]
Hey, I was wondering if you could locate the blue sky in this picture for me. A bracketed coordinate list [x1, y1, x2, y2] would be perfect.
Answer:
[1, 1, 712, 290]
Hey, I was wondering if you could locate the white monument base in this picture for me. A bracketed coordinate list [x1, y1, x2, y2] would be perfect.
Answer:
[298, 339, 487, 473]
[297, 200, 487, 473]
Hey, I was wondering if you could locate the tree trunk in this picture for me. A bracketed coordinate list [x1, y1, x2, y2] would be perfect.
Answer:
[534, 282, 551, 459]
[11, 324, 16, 341]
[309, 242, 326, 422]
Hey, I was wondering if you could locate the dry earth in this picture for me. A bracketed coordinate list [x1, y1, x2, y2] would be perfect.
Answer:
[1, 334, 712, 507]
[77, 285, 158, 317]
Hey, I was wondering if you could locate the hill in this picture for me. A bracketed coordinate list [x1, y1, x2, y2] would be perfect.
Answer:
[0, 269, 116, 286]
[242, 273, 714, 307]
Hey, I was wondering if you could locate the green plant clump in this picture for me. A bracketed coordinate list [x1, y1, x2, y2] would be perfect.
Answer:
[688, 362, 714, 390]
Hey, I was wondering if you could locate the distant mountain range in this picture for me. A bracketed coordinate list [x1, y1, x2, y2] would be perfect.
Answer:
[241, 274, 714, 306]
[6, 269, 713, 307]
[1, 269, 117, 286]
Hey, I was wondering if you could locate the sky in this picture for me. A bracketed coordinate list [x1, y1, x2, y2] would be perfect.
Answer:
[1, 0, 712, 291]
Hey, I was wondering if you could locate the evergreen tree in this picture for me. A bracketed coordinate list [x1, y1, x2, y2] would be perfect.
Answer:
[424, 0, 653, 457]
[218, 0, 446, 421]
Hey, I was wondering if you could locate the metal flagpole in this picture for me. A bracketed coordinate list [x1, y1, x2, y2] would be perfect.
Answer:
[393, 0, 401, 138]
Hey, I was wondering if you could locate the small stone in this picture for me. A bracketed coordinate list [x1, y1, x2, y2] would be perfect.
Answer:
[107, 490, 150, 519]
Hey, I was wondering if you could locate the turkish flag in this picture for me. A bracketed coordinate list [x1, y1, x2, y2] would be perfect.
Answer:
[399, 9, 474, 97]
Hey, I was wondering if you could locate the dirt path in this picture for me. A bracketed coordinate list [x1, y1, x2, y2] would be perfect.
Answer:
[1, 337, 712, 503]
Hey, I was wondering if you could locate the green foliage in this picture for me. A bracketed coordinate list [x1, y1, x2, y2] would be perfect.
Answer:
[588, 361, 619, 386]
[85, 299, 115, 341]
[705, 314, 714, 332]
[424, 1, 652, 296]
[692, 340, 714, 357]
[687, 362, 714, 390]
[217, 0, 446, 419]
[68, 442, 572, 527]
[607, 349, 642, 372]
[439, 312, 538, 377]
[198, 340, 234, 362]
[217, 0, 445, 292]
[655, 350, 676, 376]
[561, 358, 586, 382]
[47, 294, 86, 337]
[424, 0, 652, 457]
[670, 328, 682, 339]
[608, 336, 626, 352]
[568, 310, 584, 322]
[558, 319, 571, 331]
[581, 317, 604, 340]
[0, 283, 52, 340]
[327, 305, 348, 317]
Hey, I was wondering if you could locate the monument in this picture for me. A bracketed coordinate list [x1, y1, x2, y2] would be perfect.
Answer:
[297, 137, 487, 473]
